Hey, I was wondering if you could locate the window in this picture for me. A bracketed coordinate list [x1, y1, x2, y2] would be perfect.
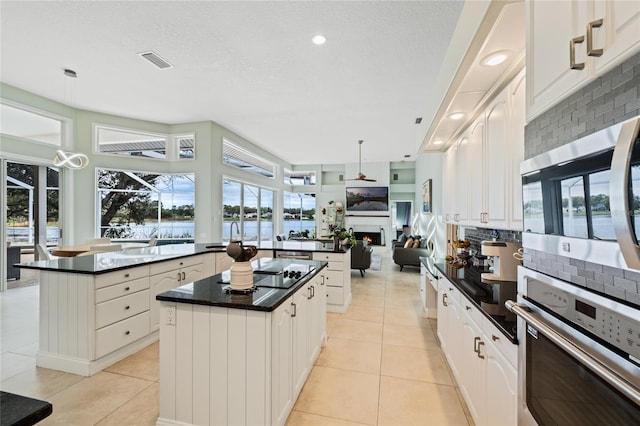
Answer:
[283, 192, 316, 238]
[97, 169, 195, 240]
[94, 124, 195, 160]
[223, 179, 273, 243]
[223, 139, 275, 178]
[0, 102, 64, 145]
[284, 169, 316, 186]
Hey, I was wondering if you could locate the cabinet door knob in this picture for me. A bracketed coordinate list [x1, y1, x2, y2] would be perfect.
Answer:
[125, 273, 130, 278]
[492, 334, 500, 341]
[125, 305, 130, 310]
[125, 331, 130, 335]
[586, 18, 603, 57]
[465, 305, 471, 311]
[570, 35, 585, 70]
[125, 286, 130, 291]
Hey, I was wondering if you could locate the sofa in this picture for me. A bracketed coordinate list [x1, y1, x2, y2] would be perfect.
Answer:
[351, 240, 373, 277]
[392, 234, 431, 271]
[7, 244, 21, 280]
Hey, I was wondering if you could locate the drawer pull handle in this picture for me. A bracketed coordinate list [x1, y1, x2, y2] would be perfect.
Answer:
[473, 336, 481, 353]
[492, 334, 499, 341]
[125, 273, 130, 278]
[442, 293, 448, 307]
[586, 18, 603, 57]
[182, 272, 186, 280]
[125, 331, 130, 335]
[125, 286, 130, 291]
[477, 341, 485, 359]
[570, 35, 585, 70]
[291, 303, 297, 317]
[125, 305, 130, 310]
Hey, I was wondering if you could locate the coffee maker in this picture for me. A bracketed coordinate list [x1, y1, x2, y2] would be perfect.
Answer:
[480, 241, 521, 282]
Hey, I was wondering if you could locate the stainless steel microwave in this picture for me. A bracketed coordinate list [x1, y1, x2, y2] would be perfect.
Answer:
[521, 115, 640, 271]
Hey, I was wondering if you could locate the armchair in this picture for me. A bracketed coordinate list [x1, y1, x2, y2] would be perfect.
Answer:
[351, 240, 373, 277]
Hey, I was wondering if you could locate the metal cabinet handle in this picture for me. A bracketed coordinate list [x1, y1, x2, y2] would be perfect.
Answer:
[125, 330, 130, 335]
[465, 305, 471, 311]
[492, 334, 499, 341]
[477, 341, 485, 359]
[311, 285, 315, 298]
[182, 272, 186, 280]
[442, 293, 448, 307]
[587, 18, 603, 57]
[291, 303, 296, 317]
[125, 305, 130, 310]
[506, 300, 640, 405]
[321, 275, 325, 285]
[473, 336, 481, 353]
[177, 272, 182, 281]
[570, 35, 585, 70]
[308, 287, 313, 300]
[125, 286, 130, 291]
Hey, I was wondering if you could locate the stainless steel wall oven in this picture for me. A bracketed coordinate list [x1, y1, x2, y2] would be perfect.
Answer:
[507, 267, 639, 425]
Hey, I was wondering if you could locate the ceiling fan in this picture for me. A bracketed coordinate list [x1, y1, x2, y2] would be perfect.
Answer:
[345, 140, 376, 182]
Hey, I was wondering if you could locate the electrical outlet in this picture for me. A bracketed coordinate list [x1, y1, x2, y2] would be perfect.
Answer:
[562, 242, 570, 252]
[166, 306, 176, 326]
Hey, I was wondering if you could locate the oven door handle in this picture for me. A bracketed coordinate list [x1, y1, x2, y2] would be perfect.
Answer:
[505, 300, 640, 406]
[610, 117, 640, 270]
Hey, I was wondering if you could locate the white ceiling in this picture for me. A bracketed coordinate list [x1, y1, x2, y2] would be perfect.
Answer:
[0, 1, 470, 166]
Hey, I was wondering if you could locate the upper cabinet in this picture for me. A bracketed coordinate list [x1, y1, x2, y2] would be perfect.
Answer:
[526, 0, 640, 121]
[444, 70, 526, 231]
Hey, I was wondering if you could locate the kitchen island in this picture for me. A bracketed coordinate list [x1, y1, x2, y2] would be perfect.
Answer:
[15, 241, 349, 377]
[156, 258, 328, 426]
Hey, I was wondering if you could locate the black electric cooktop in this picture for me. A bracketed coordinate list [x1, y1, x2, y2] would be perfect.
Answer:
[218, 258, 316, 289]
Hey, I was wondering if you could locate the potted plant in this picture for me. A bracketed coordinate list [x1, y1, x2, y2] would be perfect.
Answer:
[335, 228, 356, 247]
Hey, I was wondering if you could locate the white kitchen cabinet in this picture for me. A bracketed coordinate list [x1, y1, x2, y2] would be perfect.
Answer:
[312, 251, 351, 313]
[419, 262, 438, 318]
[292, 284, 311, 396]
[443, 70, 525, 231]
[526, 0, 640, 121]
[442, 145, 457, 224]
[149, 255, 206, 331]
[437, 274, 518, 426]
[272, 300, 294, 425]
[309, 274, 327, 362]
[467, 116, 486, 227]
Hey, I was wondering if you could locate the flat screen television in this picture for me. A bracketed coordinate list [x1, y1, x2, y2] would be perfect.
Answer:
[346, 186, 389, 212]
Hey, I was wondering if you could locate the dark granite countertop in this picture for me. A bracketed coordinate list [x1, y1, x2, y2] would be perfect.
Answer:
[432, 261, 518, 343]
[156, 259, 328, 312]
[16, 241, 348, 275]
[0, 391, 52, 426]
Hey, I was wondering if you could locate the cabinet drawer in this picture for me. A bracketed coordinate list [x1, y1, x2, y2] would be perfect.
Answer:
[149, 255, 203, 275]
[324, 261, 344, 271]
[312, 252, 345, 263]
[482, 316, 517, 368]
[95, 266, 149, 289]
[322, 270, 344, 288]
[96, 277, 149, 303]
[326, 286, 344, 305]
[96, 289, 150, 329]
[96, 311, 150, 358]
[459, 298, 482, 326]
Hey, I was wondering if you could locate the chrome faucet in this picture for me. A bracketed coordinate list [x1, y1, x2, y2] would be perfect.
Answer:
[230, 221, 240, 242]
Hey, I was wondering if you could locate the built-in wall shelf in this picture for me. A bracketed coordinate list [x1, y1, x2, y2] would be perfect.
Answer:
[321, 165, 345, 186]
[389, 162, 416, 185]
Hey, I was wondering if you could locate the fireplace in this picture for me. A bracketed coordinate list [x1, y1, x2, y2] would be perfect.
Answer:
[354, 231, 382, 246]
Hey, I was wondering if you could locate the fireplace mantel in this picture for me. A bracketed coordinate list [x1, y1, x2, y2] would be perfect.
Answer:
[344, 215, 391, 246]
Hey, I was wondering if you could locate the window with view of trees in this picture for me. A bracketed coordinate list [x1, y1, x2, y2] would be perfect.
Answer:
[97, 170, 195, 240]
[222, 179, 273, 243]
[283, 191, 316, 239]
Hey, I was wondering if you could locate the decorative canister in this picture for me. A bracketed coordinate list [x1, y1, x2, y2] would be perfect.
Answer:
[230, 261, 254, 290]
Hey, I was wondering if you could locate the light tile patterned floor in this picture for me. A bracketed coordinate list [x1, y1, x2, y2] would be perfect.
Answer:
[0, 250, 473, 425]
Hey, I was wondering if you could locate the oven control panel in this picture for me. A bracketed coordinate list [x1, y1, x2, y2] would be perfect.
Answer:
[527, 281, 640, 360]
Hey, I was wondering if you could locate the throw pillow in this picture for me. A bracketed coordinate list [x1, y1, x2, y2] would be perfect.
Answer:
[398, 234, 407, 244]
[404, 238, 414, 248]
[412, 239, 420, 248]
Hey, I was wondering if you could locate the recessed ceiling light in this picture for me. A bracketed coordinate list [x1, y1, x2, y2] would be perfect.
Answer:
[481, 50, 510, 67]
[312, 35, 326, 45]
[433, 140, 444, 145]
[448, 112, 464, 120]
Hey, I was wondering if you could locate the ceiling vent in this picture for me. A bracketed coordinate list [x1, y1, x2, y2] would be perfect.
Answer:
[138, 51, 173, 69]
